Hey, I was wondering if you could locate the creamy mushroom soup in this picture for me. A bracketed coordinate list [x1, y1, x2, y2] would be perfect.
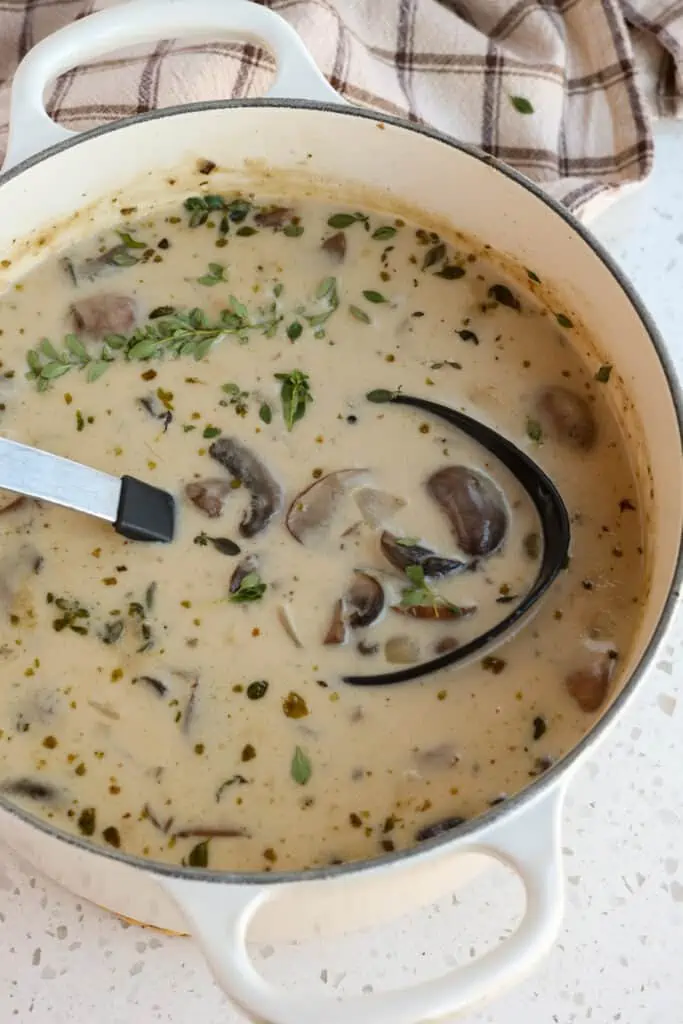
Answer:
[0, 194, 644, 871]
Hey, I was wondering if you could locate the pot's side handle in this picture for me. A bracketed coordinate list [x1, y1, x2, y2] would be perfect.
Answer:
[162, 786, 567, 1024]
[3, 0, 341, 171]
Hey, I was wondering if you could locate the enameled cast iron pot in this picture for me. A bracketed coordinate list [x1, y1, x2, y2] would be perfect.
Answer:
[0, 2, 681, 1021]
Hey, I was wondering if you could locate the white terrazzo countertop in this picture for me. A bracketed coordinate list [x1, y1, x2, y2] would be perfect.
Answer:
[0, 121, 681, 1024]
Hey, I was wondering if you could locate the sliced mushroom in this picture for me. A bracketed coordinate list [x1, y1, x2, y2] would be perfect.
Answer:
[565, 653, 616, 712]
[385, 635, 420, 664]
[71, 294, 137, 337]
[253, 206, 294, 228]
[185, 478, 232, 519]
[321, 232, 347, 262]
[353, 488, 406, 529]
[230, 555, 259, 595]
[209, 438, 283, 538]
[286, 468, 370, 545]
[380, 531, 466, 579]
[435, 636, 459, 654]
[277, 603, 304, 649]
[427, 466, 508, 557]
[324, 599, 348, 646]
[415, 815, 466, 842]
[535, 386, 597, 451]
[347, 571, 384, 628]
[392, 602, 475, 621]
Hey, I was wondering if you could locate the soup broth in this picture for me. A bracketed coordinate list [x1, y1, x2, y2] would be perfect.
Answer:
[0, 193, 644, 871]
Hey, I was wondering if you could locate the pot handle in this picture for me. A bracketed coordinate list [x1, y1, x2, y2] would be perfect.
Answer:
[162, 786, 566, 1024]
[3, 0, 341, 170]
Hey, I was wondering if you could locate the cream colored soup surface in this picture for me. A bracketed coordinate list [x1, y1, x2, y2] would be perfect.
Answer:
[0, 195, 644, 872]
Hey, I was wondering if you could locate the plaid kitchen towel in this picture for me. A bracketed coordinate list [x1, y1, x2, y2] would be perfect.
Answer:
[0, 0, 681, 216]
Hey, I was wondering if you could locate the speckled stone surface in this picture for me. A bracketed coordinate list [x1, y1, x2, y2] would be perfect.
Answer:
[0, 121, 680, 1024]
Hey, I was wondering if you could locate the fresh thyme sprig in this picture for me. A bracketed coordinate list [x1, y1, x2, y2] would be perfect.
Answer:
[26, 301, 280, 391]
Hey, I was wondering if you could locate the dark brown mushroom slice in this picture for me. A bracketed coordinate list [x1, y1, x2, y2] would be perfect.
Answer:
[347, 571, 384, 628]
[133, 675, 168, 697]
[323, 599, 348, 646]
[0, 777, 60, 802]
[286, 468, 370, 545]
[229, 555, 259, 595]
[357, 639, 379, 656]
[380, 530, 466, 579]
[185, 478, 232, 519]
[253, 206, 294, 228]
[535, 386, 597, 451]
[321, 232, 347, 262]
[434, 636, 459, 654]
[565, 653, 616, 712]
[209, 438, 283, 538]
[71, 294, 137, 337]
[427, 466, 508, 557]
[415, 816, 466, 842]
[391, 602, 475, 621]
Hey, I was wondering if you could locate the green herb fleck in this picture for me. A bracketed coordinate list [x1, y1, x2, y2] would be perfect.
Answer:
[362, 290, 387, 304]
[489, 284, 520, 310]
[246, 680, 269, 700]
[77, 807, 96, 836]
[594, 364, 612, 383]
[436, 264, 466, 280]
[349, 304, 371, 324]
[399, 565, 463, 615]
[510, 95, 534, 114]
[274, 369, 313, 431]
[117, 231, 147, 249]
[198, 262, 226, 286]
[283, 223, 305, 237]
[102, 826, 121, 848]
[229, 571, 267, 603]
[555, 312, 574, 329]
[526, 417, 543, 443]
[259, 402, 272, 425]
[202, 425, 221, 439]
[287, 321, 303, 342]
[526, 268, 541, 284]
[372, 225, 397, 241]
[291, 745, 312, 785]
[327, 212, 366, 229]
[395, 536, 420, 547]
[366, 388, 395, 404]
[422, 243, 446, 271]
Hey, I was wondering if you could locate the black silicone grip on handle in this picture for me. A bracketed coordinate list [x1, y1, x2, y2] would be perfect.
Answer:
[115, 475, 175, 543]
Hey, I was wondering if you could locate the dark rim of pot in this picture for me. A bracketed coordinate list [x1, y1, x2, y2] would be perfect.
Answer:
[0, 98, 681, 889]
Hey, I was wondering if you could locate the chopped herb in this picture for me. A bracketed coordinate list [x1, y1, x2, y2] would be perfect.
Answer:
[362, 290, 388, 304]
[594, 364, 612, 383]
[327, 212, 366, 229]
[229, 571, 267, 603]
[523, 531, 541, 559]
[488, 284, 520, 310]
[107, 247, 139, 268]
[241, 743, 256, 762]
[197, 262, 226, 286]
[77, 807, 96, 836]
[526, 268, 541, 284]
[117, 231, 147, 249]
[422, 243, 446, 271]
[101, 619, 124, 645]
[532, 716, 547, 740]
[481, 655, 507, 674]
[395, 536, 420, 546]
[399, 565, 465, 615]
[526, 417, 543, 442]
[283, 691, 309, 719]
[75, 410, 85, 432]
[258, 402, 272, 425]
[365, 388, 395, 403]
[287, 320, 303, 342]
[436, 264, 466, 280]
[274, 369, 313, 431]
[372, 225, 397, 241]
[291, 745, 312, 785]
[202, 425, 221, 439]
[188, 839, 210, 867]
[283, 223, 305, 237]
[246, 680, 269, 700]
[456, 329, 479, 344]
[349, 304, 371, 324]
[102, 826, 121, 848]
[556, 312, 574, 329]
[510, 95, 535, 114]
[215, 775, 248, 801]
[236, 225, 258, 237]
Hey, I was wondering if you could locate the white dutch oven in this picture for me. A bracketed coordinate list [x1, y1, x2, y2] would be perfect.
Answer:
[0, 2, 681, 1022]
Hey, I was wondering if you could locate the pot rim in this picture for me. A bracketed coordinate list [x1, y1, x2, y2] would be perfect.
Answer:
[0, 97, 681, 887]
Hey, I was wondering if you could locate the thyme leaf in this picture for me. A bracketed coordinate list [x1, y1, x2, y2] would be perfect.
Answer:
[274, 369, 313, 431]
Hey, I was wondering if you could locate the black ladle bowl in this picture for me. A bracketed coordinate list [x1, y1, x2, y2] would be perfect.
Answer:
[342, 393, 571, 686]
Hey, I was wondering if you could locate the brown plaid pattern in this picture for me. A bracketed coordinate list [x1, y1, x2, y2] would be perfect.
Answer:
[0, 0, 681, 214]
